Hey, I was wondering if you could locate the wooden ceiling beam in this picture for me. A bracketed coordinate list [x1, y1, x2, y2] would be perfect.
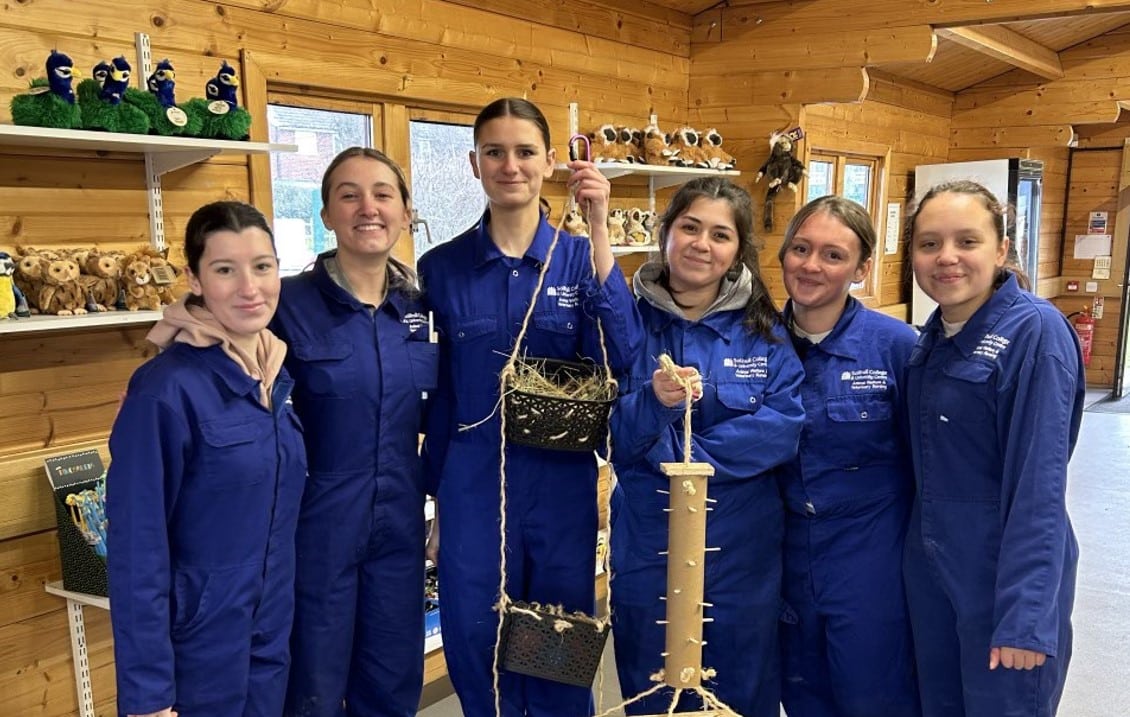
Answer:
[694, 1, 1130, 40]
[936, 25, 1064, 80]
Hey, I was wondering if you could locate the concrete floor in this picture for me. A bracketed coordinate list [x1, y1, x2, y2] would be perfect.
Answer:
[420, 390, 1130, 716]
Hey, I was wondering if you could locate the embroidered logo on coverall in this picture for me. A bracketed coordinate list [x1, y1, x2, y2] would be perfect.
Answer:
[545, 284, 580, 308]
[840, 369, 889, 391]
[402, 312, 428, 334]
[723, 356, 768, 379]
[973, 333, 1011, 360]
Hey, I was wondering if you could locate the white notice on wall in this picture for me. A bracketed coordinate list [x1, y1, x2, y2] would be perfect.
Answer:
[1074, 234, 1112, 259]
[885, 203, 901, 255]
[1089, 211, 1108, 234]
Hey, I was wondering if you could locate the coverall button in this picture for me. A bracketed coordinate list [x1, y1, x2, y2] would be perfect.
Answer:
[457, 331, 465, 338]
[860, 410, 869, 419]
[749, 396, 757, 404]
[566, 322, 574, 329]
[511, 269, 519, 277]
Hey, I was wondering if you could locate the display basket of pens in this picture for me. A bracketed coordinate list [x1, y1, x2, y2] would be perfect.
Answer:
[44, 449, 109, 597]
[503, 357, 615, 452]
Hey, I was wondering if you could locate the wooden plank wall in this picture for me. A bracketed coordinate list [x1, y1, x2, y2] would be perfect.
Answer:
[951, 25, 1130, 387]
[804, 77, 953, 314]
[0, 0, 691, 711]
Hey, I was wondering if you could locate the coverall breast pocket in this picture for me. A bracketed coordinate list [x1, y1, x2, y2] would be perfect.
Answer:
[824, 393, 896, 466]
[531, 309, 581, 357]
[715, 380, 767, 415]
[291, 341, 356, 397]
[199, 417, 271, 488]
[938, 360, 996, 425]
[407, 341, 439, 393]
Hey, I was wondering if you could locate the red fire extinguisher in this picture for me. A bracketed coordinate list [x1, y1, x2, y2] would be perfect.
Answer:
[1070, 308, 1095, 368]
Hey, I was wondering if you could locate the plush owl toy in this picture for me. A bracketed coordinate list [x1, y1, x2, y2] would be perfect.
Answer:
[10, 50, 83, 129]
[184, 61, 251, 140]
[124, 59, 204, 136]
[80, 56, 150, 134]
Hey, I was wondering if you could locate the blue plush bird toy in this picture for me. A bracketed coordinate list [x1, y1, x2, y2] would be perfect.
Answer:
[10, 50, 83, 128]
[186, 60, 251, 140]
[0, 252, 31, 319]
[80, 55, 149, 133]
[100, 56, 132, 105]
[148, 59, 177, 107]
[124, 58, 204, 136]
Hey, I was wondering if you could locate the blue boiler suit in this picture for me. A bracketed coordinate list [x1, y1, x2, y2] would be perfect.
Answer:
[271, 252, 437, 717]
[108, 343, 306, 717]
[609, 274, 804, 717]
[904, 275, 1084, 717]
[778, 297, 920, 717]
[417, 212, 641, 717]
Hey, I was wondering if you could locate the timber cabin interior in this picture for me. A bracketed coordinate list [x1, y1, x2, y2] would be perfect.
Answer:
[2, 0, 1130, 714]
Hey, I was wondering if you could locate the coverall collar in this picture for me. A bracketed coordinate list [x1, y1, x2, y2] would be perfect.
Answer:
[471, 210, 554, 269]
[782, 296, 864, 361]
[310, 250, 416, 321]
[923, 273, 1022, 358]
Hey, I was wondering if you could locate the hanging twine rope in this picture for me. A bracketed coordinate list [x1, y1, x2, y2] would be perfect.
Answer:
[657, 353, 694, 463]
[491, 135, 617, 717]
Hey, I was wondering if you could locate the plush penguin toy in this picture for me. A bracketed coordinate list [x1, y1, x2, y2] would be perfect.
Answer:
[10, 50, 83, 129]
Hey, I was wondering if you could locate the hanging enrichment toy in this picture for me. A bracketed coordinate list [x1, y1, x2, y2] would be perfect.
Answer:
[491, 133, 616, 710]
[597, 354, 740, 717]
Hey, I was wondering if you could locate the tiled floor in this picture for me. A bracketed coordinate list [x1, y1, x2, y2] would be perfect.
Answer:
[420, 388, 1130, 716]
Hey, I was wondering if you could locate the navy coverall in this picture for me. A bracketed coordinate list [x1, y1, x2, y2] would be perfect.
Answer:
[610, 289, 804, 717]
[418, 212, 640, 717]
[904, 275, 1084, 717]
[272, 252, 437, 717]
[108, 343, 306, 717]
[778, 297, 921, 717]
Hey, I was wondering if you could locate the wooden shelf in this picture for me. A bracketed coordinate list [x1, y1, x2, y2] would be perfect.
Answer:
[0, 123, 297, 175]
[555, 162, 740, 190]
[612, 244, 657, 255]
[0, 310, 162, 336]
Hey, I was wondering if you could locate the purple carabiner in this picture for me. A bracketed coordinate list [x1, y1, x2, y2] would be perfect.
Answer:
[568, 133, 591, 162]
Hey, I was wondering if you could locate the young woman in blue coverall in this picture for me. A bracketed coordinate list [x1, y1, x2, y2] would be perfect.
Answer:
[904, 180, 1084, 717]
[271, 147, 437, 717]
[776, 196, 920, 717]
[417, 97, 641, 717]
[609, 176, 804, 717]
[108, 201, 306, 717]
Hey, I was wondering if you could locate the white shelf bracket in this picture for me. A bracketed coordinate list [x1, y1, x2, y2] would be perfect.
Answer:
[66, 599, 96, 717]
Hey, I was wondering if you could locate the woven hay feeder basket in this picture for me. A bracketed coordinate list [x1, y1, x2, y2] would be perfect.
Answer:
[499, 600, 611, 687]
[503, 357, 614, 453]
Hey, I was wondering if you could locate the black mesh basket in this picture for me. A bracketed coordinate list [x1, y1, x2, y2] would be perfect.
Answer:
[52, 479, 108, 597]
[503, 358, 614, 452]
[498, 601, 610, 687]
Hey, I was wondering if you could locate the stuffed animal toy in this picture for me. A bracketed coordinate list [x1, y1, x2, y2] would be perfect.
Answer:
[124, 59, 204, 137]
[10, 50, 83, 130]
[77, 60, 111, 104]
[563, 207, 589, 237]
[121, 259, 161, 311]
[625, 208, 651, 246]
[668, 127, 710, 168]
[0, 252, 17, 320]
[124, 246, 179, 306]
[756, 131, 807, 231]
[13, 247, 50, 313]
[702, 128, 737, 170]
[79, 251, 121, 312]
[621, 126, 644, 164]
[590, 124, 629, 163]
[607, 208, 628, 246]
[642, 209, 658, 239]
[80, 56, 150, 134]
[182, 61, 252, 141]
[37, 257, 86, 316]
[642, 124, 676, 166]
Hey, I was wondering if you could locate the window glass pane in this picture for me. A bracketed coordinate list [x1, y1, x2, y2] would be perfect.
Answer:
[409, 120, 485, 259]
[807, 160, 834, 202]
[843, 163, 873, 209]
[267, 105, 371, 276]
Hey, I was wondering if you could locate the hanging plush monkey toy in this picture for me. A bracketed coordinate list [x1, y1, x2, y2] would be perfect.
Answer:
[755, 131, 807, 231]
